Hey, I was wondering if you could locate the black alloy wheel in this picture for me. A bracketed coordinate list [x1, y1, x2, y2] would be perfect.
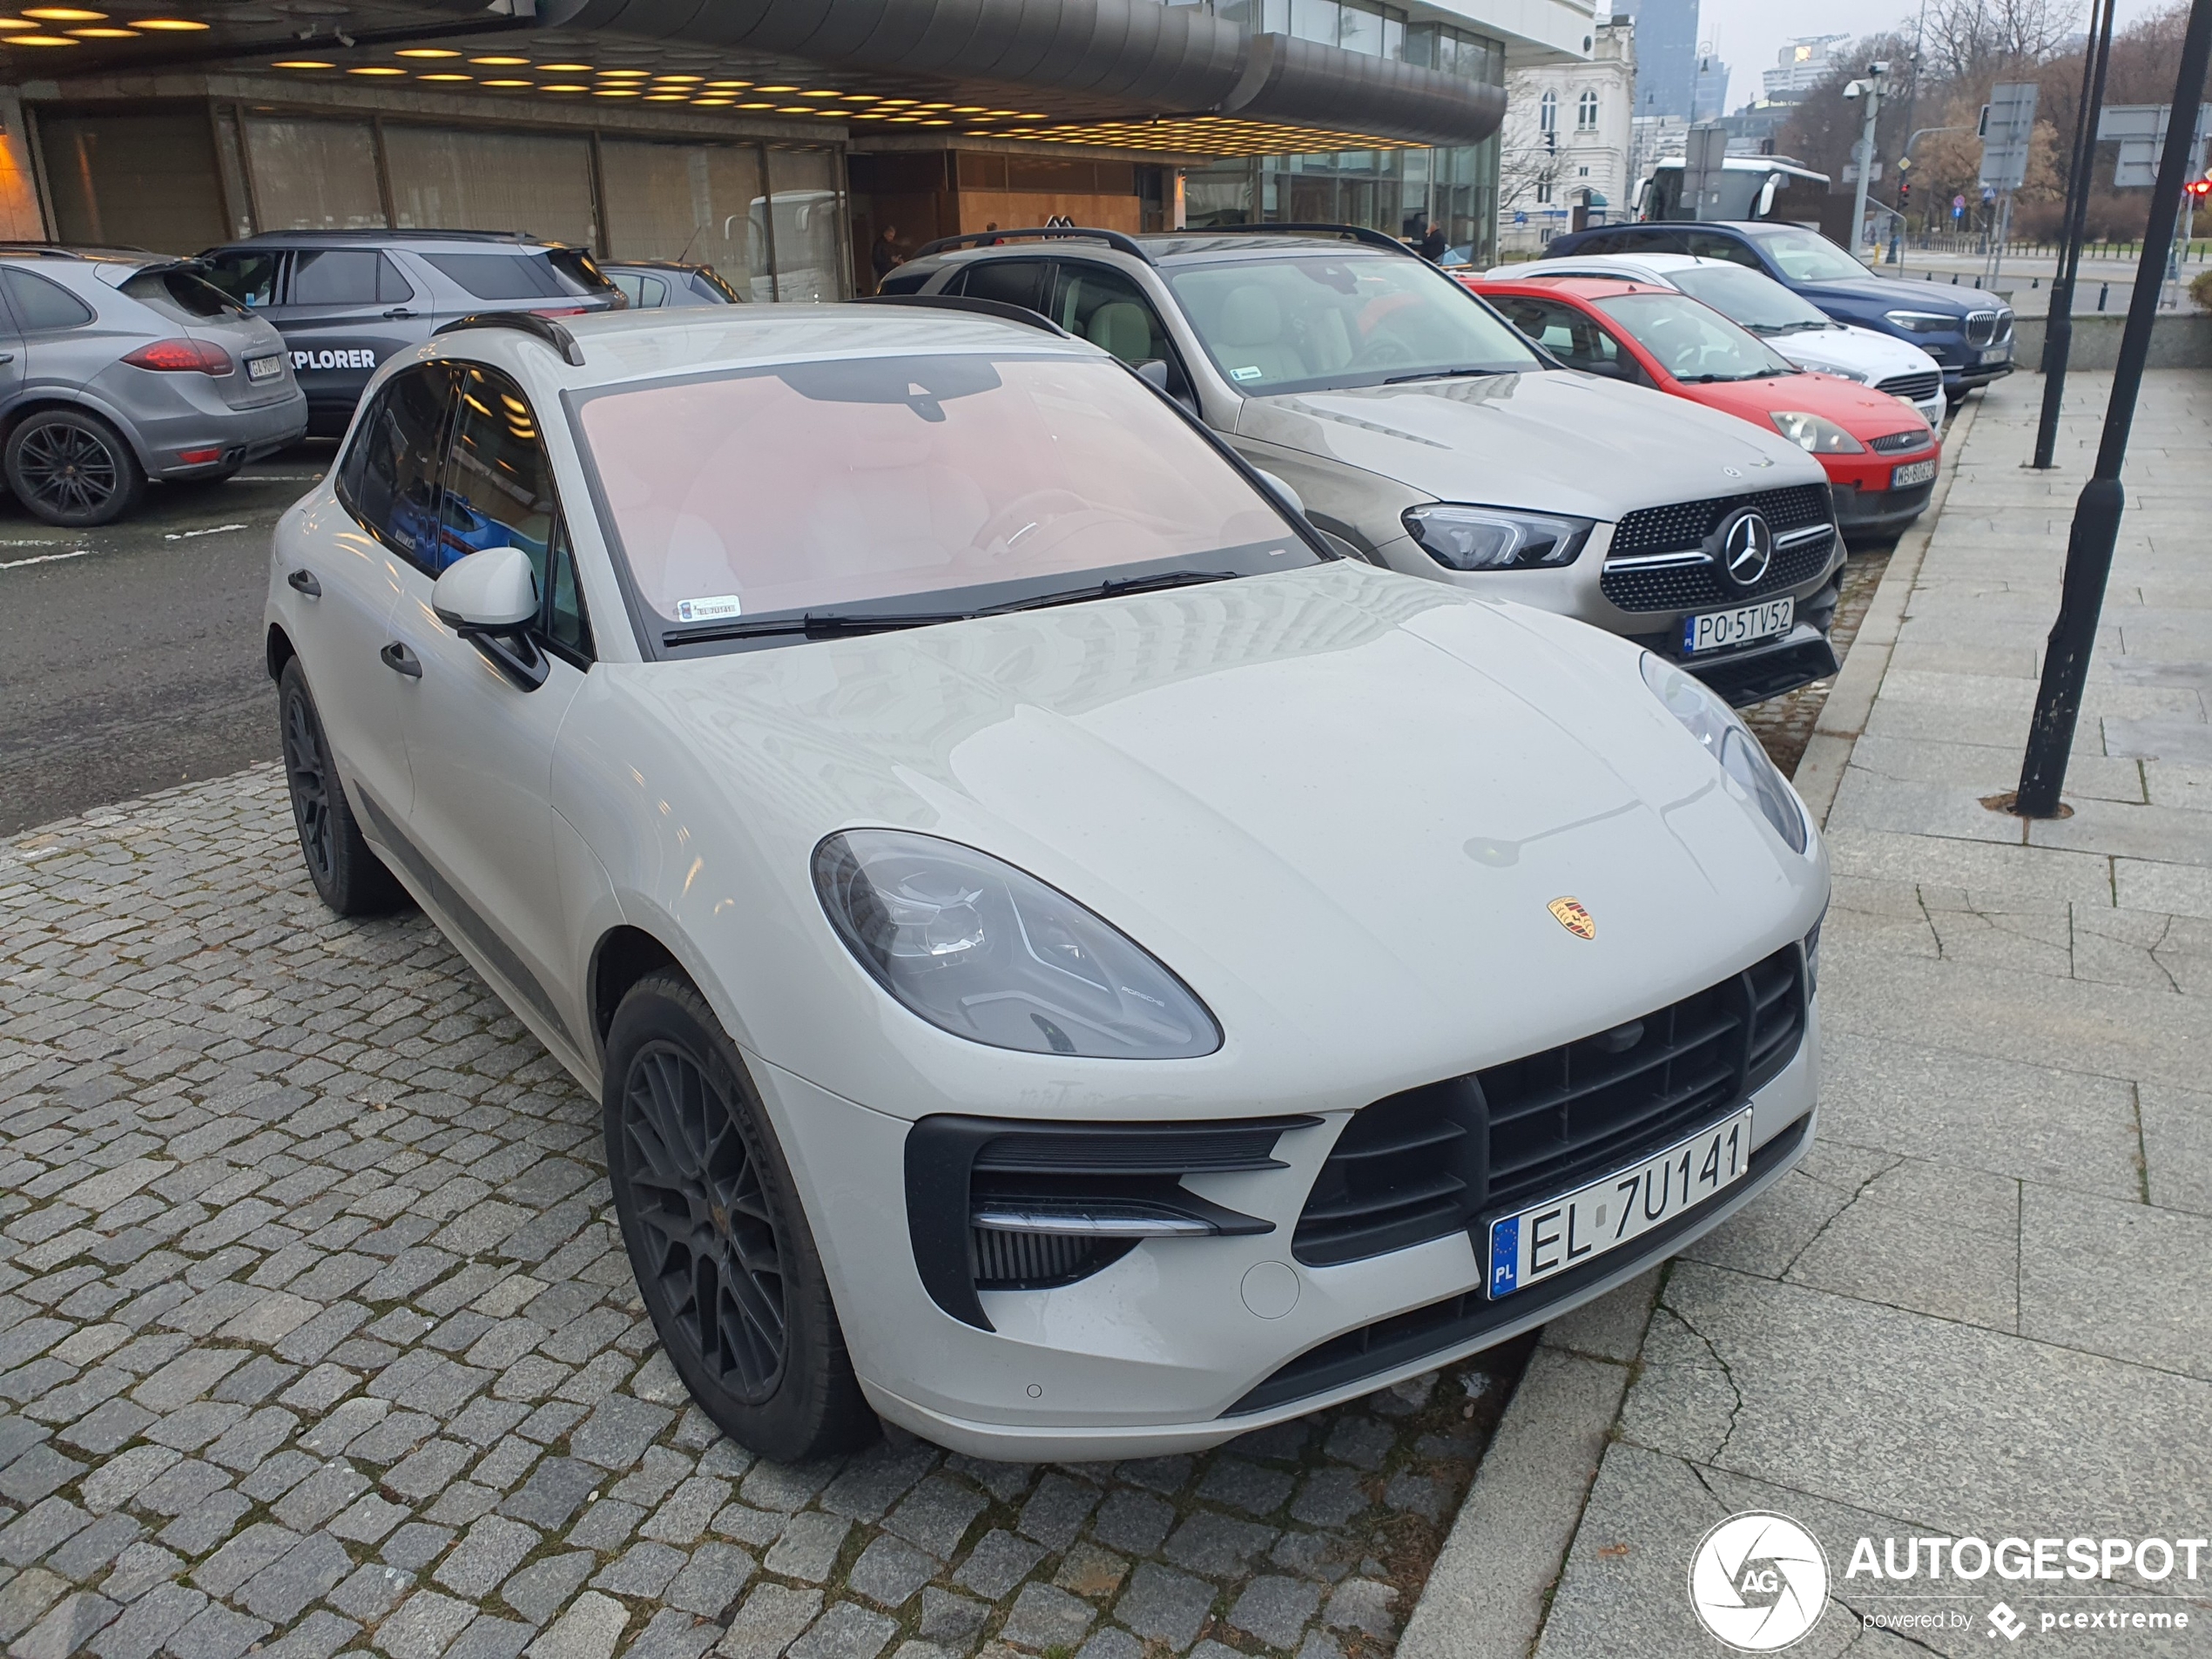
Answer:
[604, 972, 875, 1460]
[4, 409, 145, 527]
[620, 1040, 789, 1403]
[276, 658, 408, 917]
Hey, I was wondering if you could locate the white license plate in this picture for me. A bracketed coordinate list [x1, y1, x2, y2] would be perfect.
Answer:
[1892, 459, 1938, 489]
[246, 354, 283, 382]
[1486, 1109, 1755, 1298]
[1683, 597, 1792, 654]
[1980, 346, 2010, 364]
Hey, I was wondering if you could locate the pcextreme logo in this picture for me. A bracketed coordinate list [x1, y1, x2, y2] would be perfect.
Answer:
[1689, 1512, 1830, 1650]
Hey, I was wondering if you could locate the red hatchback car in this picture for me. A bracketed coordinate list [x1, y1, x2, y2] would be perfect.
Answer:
[1466, 274, 1941, 541]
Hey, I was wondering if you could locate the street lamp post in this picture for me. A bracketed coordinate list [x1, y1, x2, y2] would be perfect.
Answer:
[1844, 64, 1891, 260]
[1893, 125, 1973, 274]
[2015, 0, 2212, 817]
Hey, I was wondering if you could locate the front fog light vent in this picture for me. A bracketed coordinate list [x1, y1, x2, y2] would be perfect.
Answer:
[907, 1115, 1318, 1331]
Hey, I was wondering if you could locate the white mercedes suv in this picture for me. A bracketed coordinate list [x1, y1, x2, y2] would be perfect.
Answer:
[266, 301, 1825, 1462]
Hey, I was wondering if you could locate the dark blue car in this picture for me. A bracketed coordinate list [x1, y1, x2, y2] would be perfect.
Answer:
[1541, 219, 2013, 404]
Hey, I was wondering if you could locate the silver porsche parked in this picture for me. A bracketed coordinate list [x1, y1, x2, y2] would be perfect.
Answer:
[0, 246, 307, 526]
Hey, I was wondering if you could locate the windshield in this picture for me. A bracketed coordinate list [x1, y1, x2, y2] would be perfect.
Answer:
[1592, 292, 1797, 383]
[577, 352, 1317, 652]
[1168, 253, 1541, 394]
[1669, 266, 1831, 334]
[1747, 226, 1872, 283]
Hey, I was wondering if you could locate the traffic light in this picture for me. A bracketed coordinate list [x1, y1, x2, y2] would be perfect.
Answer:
[1900, 179, 1911, 206]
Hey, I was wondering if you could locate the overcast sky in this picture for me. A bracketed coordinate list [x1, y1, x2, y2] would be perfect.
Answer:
[1676, 0, 2173, 109]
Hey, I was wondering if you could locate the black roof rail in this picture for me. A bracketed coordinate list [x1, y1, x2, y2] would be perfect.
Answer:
[1173, 223, 1415, 256]
[911, 226, 1155, 265]
[431, 310, 586, 367]
[853, 293, 1074, 336]
[228, 228, 539, 244]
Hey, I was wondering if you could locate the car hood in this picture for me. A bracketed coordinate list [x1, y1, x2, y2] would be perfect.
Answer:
[1232, 369, 1826, 520]
[1797, 273, 1994, 315]
[1767, 324, 1941, 382]
[570, 563, 1825, 1111]
[1684, 371, 1935, 438]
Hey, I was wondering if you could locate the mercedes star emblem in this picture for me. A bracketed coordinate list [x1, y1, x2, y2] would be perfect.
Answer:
[1715, 509, 1776, 590]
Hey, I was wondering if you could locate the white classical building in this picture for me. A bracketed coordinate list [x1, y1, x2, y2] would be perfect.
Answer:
[1498, 15, 1636, 250]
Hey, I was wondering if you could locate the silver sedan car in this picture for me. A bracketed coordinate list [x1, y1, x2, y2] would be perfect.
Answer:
[0, 246, 307, 526]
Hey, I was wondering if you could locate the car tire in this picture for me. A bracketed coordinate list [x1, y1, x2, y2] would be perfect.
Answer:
[278, 658, 409, 917]
[4, 408, 145, 527]
[604, 970, 877, 1462]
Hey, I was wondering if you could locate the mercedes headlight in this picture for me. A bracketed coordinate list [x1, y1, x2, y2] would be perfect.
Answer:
[813, 830, 1220, 1059]
[1769, 411, 1865, 455]
[1402, 505, 1595, 571]
[1640, 655, 1810, 853]
[1883, 309, 1952, 334]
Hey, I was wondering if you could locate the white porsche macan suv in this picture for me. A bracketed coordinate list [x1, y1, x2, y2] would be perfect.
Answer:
[266, 300, 1827, 1462]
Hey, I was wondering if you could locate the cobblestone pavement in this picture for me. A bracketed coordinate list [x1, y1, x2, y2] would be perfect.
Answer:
[1743, 543, 1892, 779]
[0, 771, 1524, 1659]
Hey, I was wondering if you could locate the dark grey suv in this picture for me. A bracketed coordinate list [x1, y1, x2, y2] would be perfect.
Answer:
[196, 230, 624, 436]
[0, 246, 307, 526]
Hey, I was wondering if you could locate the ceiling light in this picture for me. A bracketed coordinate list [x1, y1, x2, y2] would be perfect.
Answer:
[774, 106, 811, 113]
[0, 18, 36, 26]
[472, 53, 531, 64]
[877, 98, 914, 105]
[481, 78, 529, 85]
[644, 93, 684, 101]
[757, 84, 797, 91]
[598, 69, 648, 78]
[418, 71, 469, 80]
[66, 25, 134, 35]
[8, 32, 77, 42]
[705, 79, 749, 87]
[735, 100, 772, 108]
[951, 106, 985, 113]
[541, 82, 587, 91]
[273, 57, 332, 67]
[799, 89, 838, 97]
[654, 73, 700, 81]
[395, 46, 459, 57]
[132, 16, 209, 26]
[347, 65, 405, 75]
[23, 6, 104, 17]
[691, 97, 732, 105]
[919, 118, 952, 125]
[593, 87, 638, 95]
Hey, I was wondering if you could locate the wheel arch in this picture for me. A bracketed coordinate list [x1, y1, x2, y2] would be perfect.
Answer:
[589, 924, 691, 1055]
[266, 623, 297, 684]
[0, 391, 156, 473]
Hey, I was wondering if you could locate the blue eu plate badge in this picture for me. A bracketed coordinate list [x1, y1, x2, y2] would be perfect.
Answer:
[1489, 1215, 1520, 1296]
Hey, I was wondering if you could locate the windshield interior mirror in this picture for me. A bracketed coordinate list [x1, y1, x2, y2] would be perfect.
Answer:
[1252, 469, 1305, 518]
[432, 546, 548, 691]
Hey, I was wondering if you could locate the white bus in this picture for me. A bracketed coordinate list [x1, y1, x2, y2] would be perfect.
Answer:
[1635, 156, 1831, 227]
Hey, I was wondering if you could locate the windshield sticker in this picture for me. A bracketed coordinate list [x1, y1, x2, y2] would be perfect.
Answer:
[675, 594, 743, 624]
[1230, 366, 1264, 381]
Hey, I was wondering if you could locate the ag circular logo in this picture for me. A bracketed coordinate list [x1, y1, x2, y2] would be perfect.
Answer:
[1713, 508, 1776, 590]
[1688, 1512, 1829, 1650]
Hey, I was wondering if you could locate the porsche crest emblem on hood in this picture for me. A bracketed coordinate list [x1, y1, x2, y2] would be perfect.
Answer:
[1548, 897, 1595, 940]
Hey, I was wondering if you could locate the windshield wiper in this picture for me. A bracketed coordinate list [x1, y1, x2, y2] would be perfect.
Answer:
[981, 569, 1244, 615]
[662, 610, 970, 647]
[1381, 366, 1514, 385]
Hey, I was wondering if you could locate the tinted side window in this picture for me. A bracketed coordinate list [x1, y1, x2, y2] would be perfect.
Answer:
[3, 267, 96, 331]
[441, 365, 591, 659]
[957, 260, 1048, 311]
[418, 255, 566, 302]
[1685, 233, 1763, 269]
[291, 250, 381, 306]
[336, 363, 455, 573]
[197, 250, 280, 307]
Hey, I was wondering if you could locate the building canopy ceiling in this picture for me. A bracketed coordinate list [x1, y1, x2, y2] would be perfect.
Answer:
[0, 0, 1504, 157]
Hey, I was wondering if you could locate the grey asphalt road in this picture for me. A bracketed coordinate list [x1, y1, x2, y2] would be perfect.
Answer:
[0, 445, 329, 837]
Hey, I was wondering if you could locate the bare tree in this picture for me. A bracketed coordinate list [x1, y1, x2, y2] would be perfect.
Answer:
[1921, 0, 2083, 81]
[1498, 71, 1570, 216]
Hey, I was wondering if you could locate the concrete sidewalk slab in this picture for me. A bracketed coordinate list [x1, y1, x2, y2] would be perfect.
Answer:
[1406, 372, 2212, 1656]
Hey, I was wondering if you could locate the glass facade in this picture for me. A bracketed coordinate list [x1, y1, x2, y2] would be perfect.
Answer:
[1168, 1, 1504, 265]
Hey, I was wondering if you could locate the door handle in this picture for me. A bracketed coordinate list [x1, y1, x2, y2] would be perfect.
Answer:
[382, 308, 416, 320]
[287, 568, 320, 597]
[0, 353, 14, 364]
[379, 642, 422, 678]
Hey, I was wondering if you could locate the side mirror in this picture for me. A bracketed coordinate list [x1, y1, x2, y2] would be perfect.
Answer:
[433, 545, 538, 632]
[432, 545, 548, 691]
[1252, 469, 1305, 517]
[1581, 359, 1630, 381]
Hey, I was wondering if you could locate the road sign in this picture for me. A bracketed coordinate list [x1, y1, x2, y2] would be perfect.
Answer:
[2100, 103, 2211, 188]
[1978, 81, 2039, 190]
[1952, 193, 1966, 219]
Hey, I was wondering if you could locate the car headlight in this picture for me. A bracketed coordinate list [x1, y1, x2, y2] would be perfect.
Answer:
[1640, 654, 1809, 853]
[1882, 309, 1952, 334]
[1769, 411, 1865, 455]
[1401, 505, 1595, 571]
[812, 830, 1221, 1059]
[1811, 364, 1869, 384]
